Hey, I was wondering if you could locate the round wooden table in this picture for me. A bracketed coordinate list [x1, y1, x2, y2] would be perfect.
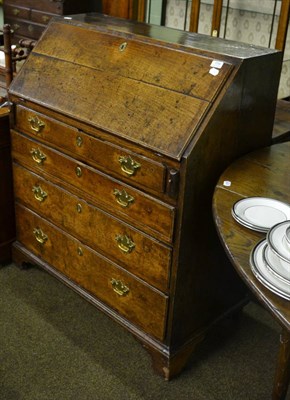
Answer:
[213, 141, 290, 400]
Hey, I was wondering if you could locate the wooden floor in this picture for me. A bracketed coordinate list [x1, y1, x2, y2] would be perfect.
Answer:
[272, 98, 290, 143]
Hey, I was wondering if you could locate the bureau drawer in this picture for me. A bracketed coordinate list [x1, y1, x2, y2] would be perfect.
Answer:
[15, 106, 167, 194]
[31, 10, 55, 25]
[3, 4, 30, 19]
[5, 18, 45, 39]
[11, 130, 175, 242]
[13, 164, 171, 292]
[15, 204, 168, 341]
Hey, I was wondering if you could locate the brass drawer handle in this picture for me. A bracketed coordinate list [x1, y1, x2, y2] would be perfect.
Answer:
[12, 24, 20, 31]
[113, 188, 134, 208]
[33, 228, 48, 245]
[32, 185, 47, 202]
[12, 8, 20, 15]
[30, 148, 46, 165]
[111, 278, 129, 297]
[115, 234, 135, 254]
[42, 15, 50, 23]
[118, 155, 141, 176]
[28, 25, 34, 33]
[28, 116, 45, 133]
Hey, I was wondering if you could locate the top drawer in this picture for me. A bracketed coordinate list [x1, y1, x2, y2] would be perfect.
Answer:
[15, 106, 167, 194]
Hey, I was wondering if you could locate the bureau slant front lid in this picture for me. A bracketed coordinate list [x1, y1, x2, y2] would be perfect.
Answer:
[9, 14, 234, 160]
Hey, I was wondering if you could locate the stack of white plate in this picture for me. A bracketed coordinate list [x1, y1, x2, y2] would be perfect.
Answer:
[232, 197, 290, 301]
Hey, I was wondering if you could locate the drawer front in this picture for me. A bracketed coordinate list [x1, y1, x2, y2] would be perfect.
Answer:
[13, 164, 171, 292]
[4, 0, 63, 14]
[11, 130, 175, 242]
[4, 4, 30, 19]
[15, 106, 167, 194]
[15, 204, 168, 341]
[5, 18, 45, 39]
[31, 10, 55, 25]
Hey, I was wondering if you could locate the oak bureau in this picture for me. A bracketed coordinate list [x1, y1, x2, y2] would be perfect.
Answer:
[7, 14, 282, 379]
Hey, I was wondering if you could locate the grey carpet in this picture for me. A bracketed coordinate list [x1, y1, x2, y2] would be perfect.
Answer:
[0, 263, 289, 400]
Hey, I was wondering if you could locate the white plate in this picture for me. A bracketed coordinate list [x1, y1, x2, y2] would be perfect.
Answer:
[267, 221, 290, 263]
[232, 197, 290, 232]
[286, 226, 290, 245]
[250, 240, 290, 301]
[263, 243, 290, 283]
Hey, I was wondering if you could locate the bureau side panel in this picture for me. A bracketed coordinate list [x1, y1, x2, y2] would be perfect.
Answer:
[0, 111, 15, 264]
[168, 51, 282, 346]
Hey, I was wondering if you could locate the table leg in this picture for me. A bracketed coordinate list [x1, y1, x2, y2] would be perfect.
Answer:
[272, 328, 290, 400]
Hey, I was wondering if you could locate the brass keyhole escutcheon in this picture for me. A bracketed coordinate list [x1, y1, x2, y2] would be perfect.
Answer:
[76, 136, 83, 147]
[28, 115, 45, 133]
[76, 203, 82, 213]
[77, 247, 83, 256]
[119, 42, 127, 52]
[75, 166, 82, 177]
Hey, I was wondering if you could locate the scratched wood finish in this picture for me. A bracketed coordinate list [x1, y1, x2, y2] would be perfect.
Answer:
[13, 164, 172, 292]
[11, 53, 210, 160]
[34, 21, 232, 102]
[16, 105, 167, 194]
[8, 15, 283, 379]
[15, 203, 168, 341]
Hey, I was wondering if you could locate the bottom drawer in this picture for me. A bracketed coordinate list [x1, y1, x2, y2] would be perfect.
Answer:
[15, 203, 168, 341]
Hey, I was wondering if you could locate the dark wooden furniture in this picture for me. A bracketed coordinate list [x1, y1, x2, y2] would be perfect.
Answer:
[0, 108, 15, 264]
[3, 0, 100, 43]
[102, 0, 146, 21]
[213, 142, 290, 400]
[7, 14, 283, 379]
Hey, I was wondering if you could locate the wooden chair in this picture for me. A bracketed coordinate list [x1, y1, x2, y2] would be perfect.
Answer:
[0, 24, 36, 105]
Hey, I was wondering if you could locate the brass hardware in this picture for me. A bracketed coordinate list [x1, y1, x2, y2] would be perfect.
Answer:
[32, 185, 47, 202]
[111, 278, 130, 297]
[118, 155, 141, 176]
[75, 166, 82, 177]
[115, 234, 135, 254]
[76, 136, 83, 147]
[77, 247, 83, 256]
[12, 24, 20, 31]
[12, 8, 20, 15]
[28, 25, 34, 33]
[212, 29, 218, 37]
[30, 148, 46, 165]
[119, 42, 128, 52]
[28, 115, 45, 133]
[33, 228, 48, 245]
[42, 15, 50, 23]
[76, 203, 82, 213]
[113, 189, 134, 208]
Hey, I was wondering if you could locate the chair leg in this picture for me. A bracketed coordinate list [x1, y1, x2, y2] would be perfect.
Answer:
[272, 329, 290, 400]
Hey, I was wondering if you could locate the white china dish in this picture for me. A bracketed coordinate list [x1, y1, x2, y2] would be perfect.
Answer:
[263, 243, 290, 283]
[250, 240, 290, 301]
[232, 197, 290, 232]
[267, 221, 290, 263]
